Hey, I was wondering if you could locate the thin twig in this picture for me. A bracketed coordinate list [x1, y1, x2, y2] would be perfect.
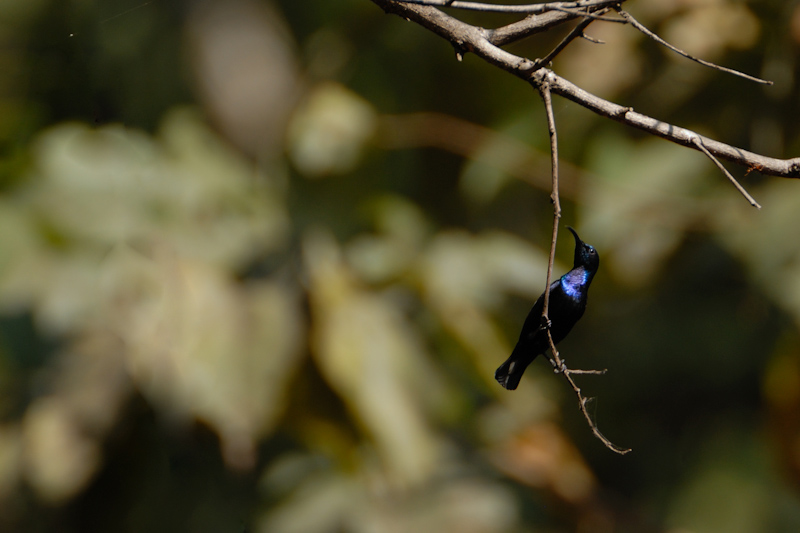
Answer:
[540, 76, 631, 455]
[552, 7, 625, 23]
[533, 8, 607, 69]
[580, 33, 605, 44]
[568, 368, 607, 375]
[487, 6, 616, 47]
[690, 135, 761, 209]
[393, 0, 621, 14]
[561, 367, 631, 454]
[546, 339, 631, 454]
[539, 78, 561, 330]
[615, 8, 773, 86]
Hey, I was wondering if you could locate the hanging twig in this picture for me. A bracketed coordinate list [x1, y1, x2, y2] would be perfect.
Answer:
[539, 79, 561, 328]
[614, 8, 772, 86]
[539, 76, 631, 455]
[532, 8, 607, 69]
[690, 135, 761, 209]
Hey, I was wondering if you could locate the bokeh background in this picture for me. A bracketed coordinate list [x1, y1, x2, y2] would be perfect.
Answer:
[2, 0, 800, 531]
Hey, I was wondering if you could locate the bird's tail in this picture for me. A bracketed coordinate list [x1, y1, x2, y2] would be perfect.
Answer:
[494, 348, 534, 390]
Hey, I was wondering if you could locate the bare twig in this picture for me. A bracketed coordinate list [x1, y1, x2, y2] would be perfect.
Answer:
[690, 135, 761, 209]
[567, 368, 607, 375]
[615, 8, 772, 86]
[564, 364, 630, 453]
[540, 76, 631, 455]
[580, 33, 605, 44]
[552, 8, 624, 23]
[561, 367, 631, 454]
[393, 0, 621, 15]
[533, 8, 607, 69]
[539, 79, 561, 325]
[487, 8, 610, 47]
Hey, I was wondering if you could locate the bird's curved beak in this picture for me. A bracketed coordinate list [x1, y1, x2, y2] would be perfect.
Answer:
[566, 226, 582, 245]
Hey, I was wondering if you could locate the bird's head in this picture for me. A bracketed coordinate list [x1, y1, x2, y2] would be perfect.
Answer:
[567, 226, 599, 272]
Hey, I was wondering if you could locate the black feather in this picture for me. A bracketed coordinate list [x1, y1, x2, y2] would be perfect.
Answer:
[495, 227, 599, 390]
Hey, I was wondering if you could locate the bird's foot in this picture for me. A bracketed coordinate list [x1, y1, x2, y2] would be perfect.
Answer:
[547, 356, 567, 374]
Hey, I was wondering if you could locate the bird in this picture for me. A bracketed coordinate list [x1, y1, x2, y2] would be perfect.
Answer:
[495, 226, 599, 390]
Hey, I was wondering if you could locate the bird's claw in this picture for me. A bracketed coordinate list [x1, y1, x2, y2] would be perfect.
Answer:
[547, 355, 567, 373]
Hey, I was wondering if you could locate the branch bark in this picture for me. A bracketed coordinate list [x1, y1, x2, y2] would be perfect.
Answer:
[370, 0, 800, 179]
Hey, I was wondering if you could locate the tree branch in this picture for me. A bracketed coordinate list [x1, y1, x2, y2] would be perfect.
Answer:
[370, 0, 800, 181]
[488, 11, 589, 47]
[543, 72, 799, 179]
[532, 8, 607, 69]
[397, 0, 620, 48]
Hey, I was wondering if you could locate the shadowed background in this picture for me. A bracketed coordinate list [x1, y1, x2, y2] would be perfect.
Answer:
[1, 0, 800, 531]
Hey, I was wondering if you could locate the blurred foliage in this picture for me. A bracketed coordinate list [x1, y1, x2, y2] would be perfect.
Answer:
[2, 0, 800, 531]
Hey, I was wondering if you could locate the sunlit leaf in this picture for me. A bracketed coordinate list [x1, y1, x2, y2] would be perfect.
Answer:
[22, 397, 101, 504]
[258, 451, 519, 533]
[288, 82, 377, 177]
[0, 111, 300, 476]
[305, 229, 440, 486]
[715, 180, 800, 321]
[122, 259, 304, 470]
[345, 194, 431, 283]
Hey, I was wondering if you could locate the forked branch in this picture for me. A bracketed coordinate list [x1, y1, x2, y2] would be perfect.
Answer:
[372, 0, 800, 183]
